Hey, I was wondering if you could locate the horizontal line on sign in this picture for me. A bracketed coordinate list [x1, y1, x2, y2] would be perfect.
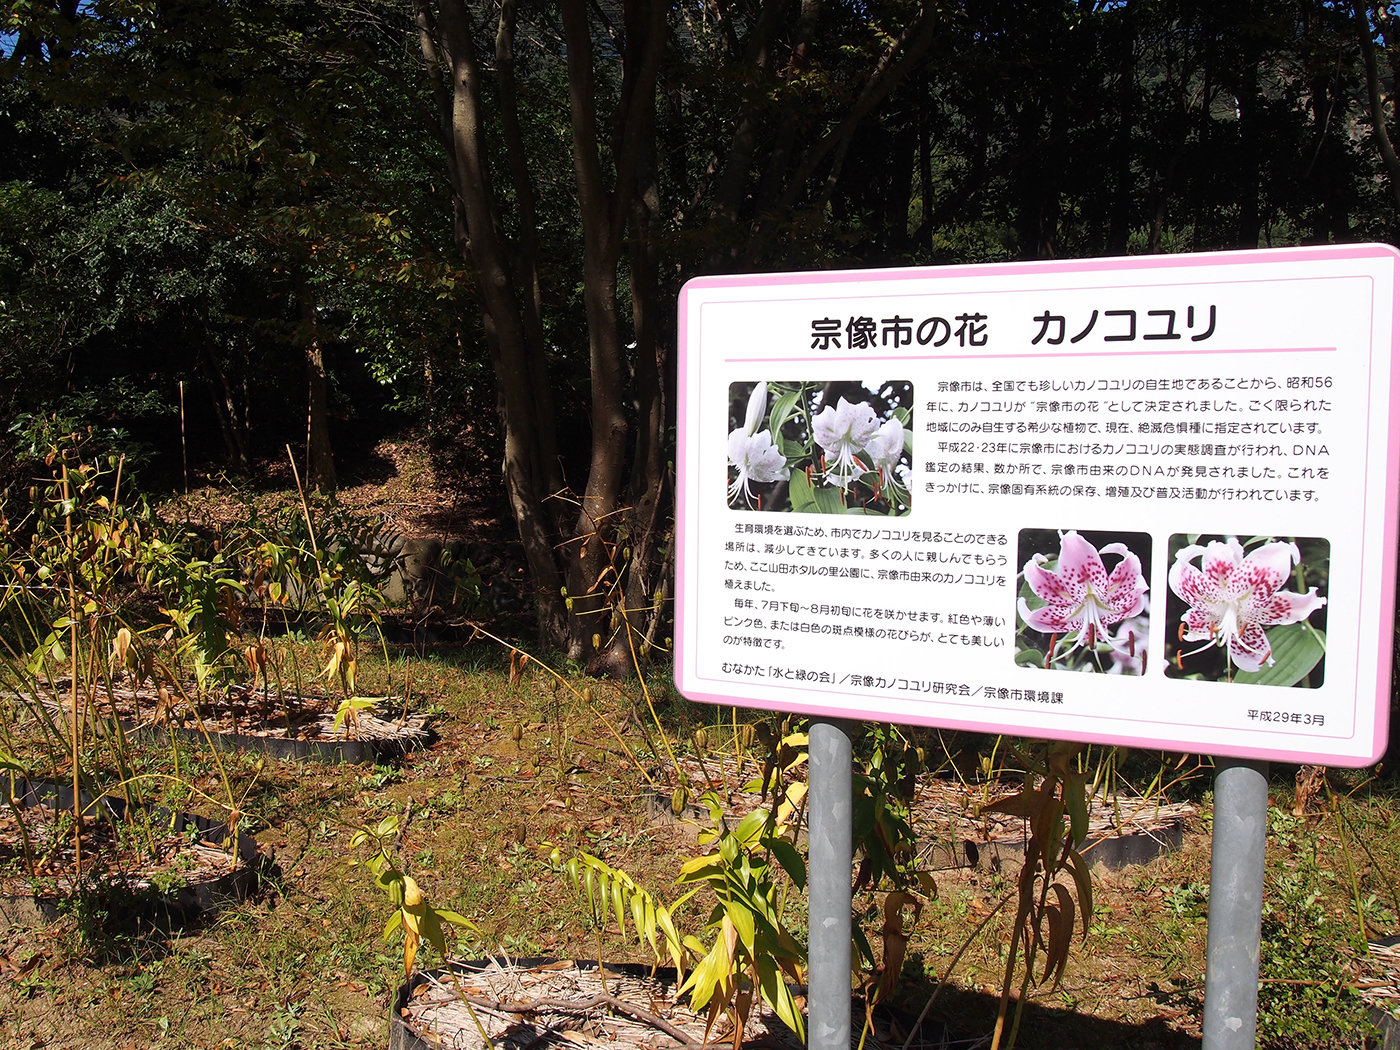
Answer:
[724, 346, 1337, 363]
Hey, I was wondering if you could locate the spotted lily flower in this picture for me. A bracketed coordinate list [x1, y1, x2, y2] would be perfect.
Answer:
[812, 397, 881, 486]
[727, 383, 789, 507]
[864, 418, 906, 483]
[1017, 531, 1148, 656]
[1168, 538, 1325, 672]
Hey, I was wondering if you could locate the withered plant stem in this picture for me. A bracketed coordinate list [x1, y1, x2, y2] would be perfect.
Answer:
[62, 463, 82, 876]
[1323, 778, 1371, 945]
[618, 599, 684, 786]
[467, 624, 652, 786]
[148, 654, 241, 870]
[4, 773, 36, 879]
[286, 444, 318, 555]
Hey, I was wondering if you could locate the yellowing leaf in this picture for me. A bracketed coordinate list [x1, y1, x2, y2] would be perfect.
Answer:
[725, 900, 756, 955]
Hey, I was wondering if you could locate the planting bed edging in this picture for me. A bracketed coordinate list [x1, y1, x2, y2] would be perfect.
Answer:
[0, 780, 264, 930]
[645, 789, 1189, 872]
[390, 958, 635, 1050]
[124, 720, 434, 765]
[390, 958, 961, 1050]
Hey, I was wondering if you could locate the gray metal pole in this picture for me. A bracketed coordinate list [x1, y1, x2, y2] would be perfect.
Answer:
[808, 718, 854, 1050]
[1203, 758, 1270, 1050]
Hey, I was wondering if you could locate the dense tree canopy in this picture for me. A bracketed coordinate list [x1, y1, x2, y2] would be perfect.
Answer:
[3, 0, 1398, 662]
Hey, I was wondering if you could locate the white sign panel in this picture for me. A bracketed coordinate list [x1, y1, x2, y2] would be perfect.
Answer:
[675, 245, 1398, 766]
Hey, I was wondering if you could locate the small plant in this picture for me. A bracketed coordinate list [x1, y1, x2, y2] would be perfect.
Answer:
[1256, 807, 1379, 1049]
[675, 789, 808, 1046]
[350, 814, 498, 1048]
[349, 814, 480, 977]
[559, 851, 691, 978]
[978, 741, 1095, 1050]
[360, 764, 402, 789]
[851, 725, 938, 1007]
[558, 782, 806, 1048]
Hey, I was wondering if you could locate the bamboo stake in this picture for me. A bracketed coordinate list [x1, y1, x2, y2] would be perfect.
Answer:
[179, 380, 188, 495]
[62, 463, 82, 875]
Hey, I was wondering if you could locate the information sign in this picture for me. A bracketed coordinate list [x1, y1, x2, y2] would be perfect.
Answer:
[675, 245, 1398, 766]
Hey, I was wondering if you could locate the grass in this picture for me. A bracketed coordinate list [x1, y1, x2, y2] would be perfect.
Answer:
[0, 636, 1396, 1049]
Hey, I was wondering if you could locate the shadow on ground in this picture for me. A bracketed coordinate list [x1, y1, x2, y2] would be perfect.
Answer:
[908, 983, 1201, 1050]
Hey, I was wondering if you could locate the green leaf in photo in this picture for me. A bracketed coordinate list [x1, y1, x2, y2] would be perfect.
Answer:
[768, 389, 801, 435]
[788, 469, 818, 512]
[1015, 648, 1045, 667]
[1232, 626, 1325, 688]
[779, 437, 807, 459]
[812, 481, 847, 514]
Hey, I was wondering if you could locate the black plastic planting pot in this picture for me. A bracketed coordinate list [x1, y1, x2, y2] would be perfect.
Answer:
[123, 720, 434, 765]
[1373, 1008, 1399, 1050]
[646, 789, 1188, 872]
[0, 779, 262, 929]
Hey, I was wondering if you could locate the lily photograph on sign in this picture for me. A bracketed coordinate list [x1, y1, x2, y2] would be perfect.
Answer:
[1015, 528, 1152, 675]
[726, 380, 912, 515]
[1165, 534, 1329, 687]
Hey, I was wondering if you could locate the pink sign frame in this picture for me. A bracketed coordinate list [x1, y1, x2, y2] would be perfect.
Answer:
[675, 245, 1399, 766]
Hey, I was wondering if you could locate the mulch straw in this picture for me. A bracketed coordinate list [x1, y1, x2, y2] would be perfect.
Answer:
[0, 800, 240, 898]
[1361, 938, 1400, 1022]
[399, 958, 988, 1050]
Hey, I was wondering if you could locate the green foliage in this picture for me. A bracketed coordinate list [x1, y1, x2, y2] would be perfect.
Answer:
[675, 789, 808, 1043]
[1256, 809, 1379, 1050]
[560, 851, 692, 977]
[350, 814, 480, 979]
[979, 741, 1096, 1050]
[853, 725, 930, 895]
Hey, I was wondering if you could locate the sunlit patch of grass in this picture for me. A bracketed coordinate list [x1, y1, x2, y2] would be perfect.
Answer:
[2, 607, 1397, 1050]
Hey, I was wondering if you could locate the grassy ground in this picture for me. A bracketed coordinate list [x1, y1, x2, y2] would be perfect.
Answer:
[0, 638, 1395, 1050]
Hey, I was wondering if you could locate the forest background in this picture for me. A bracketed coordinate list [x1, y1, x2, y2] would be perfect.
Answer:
[5, 0, 1400, 681]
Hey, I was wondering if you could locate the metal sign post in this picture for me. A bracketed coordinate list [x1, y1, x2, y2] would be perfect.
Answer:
[808, 719, 854, 1050]
[1203, 759, 1271, 1049]
[674, 245, 1398, 1048]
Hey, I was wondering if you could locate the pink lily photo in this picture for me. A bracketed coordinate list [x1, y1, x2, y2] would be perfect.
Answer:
[1165, 534, 1329, 687]
[1015, 528, 1151, 674]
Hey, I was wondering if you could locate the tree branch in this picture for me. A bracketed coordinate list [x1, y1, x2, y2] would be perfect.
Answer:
[775, 5, 941, 216]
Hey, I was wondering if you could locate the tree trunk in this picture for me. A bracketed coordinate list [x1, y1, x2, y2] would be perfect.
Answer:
[200, 334, 251, 474]
[1233, 39, 1263, 250]
[603, 0, 670, 676]
[407, 0, 938, 672]
[560, 0, 666, 667]
[1106, 0, 1135, 255]
[1355, 0, 1400, 212]
[425, 0, 570, 645]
